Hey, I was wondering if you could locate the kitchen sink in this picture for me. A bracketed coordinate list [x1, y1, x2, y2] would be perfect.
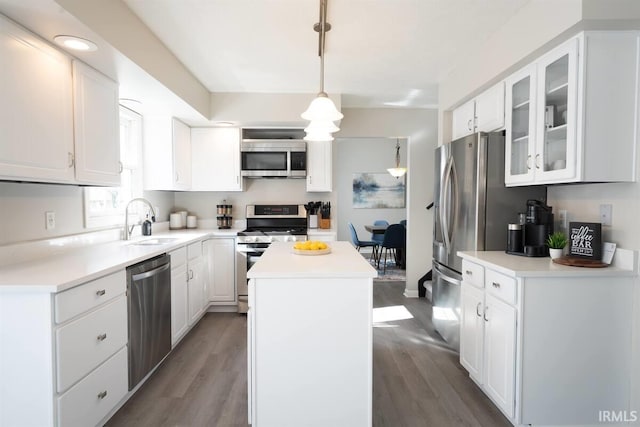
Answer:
[129, 238, 179, 246]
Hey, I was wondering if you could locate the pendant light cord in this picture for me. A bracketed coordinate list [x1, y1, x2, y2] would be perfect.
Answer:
[318, 0, 327, 94]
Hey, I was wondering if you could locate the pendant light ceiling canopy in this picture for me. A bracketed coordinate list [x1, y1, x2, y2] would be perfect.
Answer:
[387, 139, 407, 178]
[302, 0, 342, 141]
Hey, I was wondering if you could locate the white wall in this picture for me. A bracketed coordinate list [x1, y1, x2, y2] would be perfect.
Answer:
[334, 138, 407, 243]
[0, 181, 174, 246]
[338, 108, 438, 297]
[173, 178, 336, 227]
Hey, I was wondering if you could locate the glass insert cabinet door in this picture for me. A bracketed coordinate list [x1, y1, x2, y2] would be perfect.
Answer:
[535, 38, 579, 181]
[505, 64, 536, 185]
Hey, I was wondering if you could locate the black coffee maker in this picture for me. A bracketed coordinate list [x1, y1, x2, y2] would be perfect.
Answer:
[507, 199, 554, 257]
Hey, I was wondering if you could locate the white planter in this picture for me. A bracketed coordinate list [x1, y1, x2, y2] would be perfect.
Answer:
[549, 248, 564, 259]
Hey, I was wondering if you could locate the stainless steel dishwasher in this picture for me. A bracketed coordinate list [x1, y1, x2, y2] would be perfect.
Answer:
[127, 253, 172, 390]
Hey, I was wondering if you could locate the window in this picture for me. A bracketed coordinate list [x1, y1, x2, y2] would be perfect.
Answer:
[83, 106, 144, 228]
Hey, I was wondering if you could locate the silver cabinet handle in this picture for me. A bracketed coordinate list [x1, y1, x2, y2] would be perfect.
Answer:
[535, 154, 541, 169]
[119, 161, 124, 173]
[465, 270, 472, 276]
[236, 175, 239, 184]
[97, 333, 107, 341]
[492, 282, 501, 289]
[476, 302, 482, 317]
[98, 390, 108, 400]
[96, 289, 106, 297]
[467, 119, 473, 131]
[483, 306, 489, 322]
[68, 152, 74, 168]
[526, 155, 532, 170]
[189, 269, 194, 280]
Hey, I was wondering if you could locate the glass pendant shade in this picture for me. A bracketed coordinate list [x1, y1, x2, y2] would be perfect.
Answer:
[388, 139, 407, 178]
[304, 119, 339, 134]
[301, 93, 344, 122]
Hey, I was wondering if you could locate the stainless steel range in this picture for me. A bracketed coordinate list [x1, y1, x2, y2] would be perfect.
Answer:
[236, 204, 308, 312]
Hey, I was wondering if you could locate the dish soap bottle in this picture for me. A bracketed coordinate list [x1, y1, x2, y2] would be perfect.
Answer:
[142, 215, 152, 236]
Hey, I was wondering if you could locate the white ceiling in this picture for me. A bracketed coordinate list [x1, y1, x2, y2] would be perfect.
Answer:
[0, 0, 530, 113]
[123, 0, 530, 108]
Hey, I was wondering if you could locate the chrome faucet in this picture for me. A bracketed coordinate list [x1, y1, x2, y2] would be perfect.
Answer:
[124, 198, 157, 240]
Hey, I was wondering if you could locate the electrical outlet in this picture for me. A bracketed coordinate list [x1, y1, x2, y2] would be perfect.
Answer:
[45, 211, 55, 230]
[600, 204, 613, 226]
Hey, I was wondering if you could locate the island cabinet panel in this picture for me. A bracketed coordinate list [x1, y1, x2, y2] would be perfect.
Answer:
[250, 277, 372, 427]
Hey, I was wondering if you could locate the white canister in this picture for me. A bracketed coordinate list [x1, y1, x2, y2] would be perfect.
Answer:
[187, 215, 197, 229]
[178, 211, 188, 226]
[169, 213, 183, 229]
[309, 214, 318, 229]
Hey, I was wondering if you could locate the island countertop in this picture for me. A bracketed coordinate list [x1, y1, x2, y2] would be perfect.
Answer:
[247, 241, 377, 279]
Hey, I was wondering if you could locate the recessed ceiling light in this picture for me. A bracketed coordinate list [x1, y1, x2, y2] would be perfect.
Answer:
[215, 121, 235, 127]
[53, 35, 98, 52]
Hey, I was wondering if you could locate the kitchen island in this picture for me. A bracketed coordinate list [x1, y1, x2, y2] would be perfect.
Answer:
[247, 241, 377, 427]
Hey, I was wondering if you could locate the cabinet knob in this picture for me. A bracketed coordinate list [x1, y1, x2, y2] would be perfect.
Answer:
[96, 289, 106, 297]
[97, 333, 107, 342]
[476, 302, 482, 317]
[492, 282, 501, 289]
[97, 390, 108, 400]
[465, 270, 472, 276]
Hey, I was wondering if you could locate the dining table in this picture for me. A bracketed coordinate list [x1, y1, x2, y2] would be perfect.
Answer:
[364, 223, 405, 269]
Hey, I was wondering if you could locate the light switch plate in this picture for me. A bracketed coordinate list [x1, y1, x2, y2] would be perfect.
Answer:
[599, 204, 612, 226]
[45, 211, 55, 230]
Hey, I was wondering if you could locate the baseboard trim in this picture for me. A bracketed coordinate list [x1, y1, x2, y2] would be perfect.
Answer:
[207, 305, 238, 313]
[403, 289, 419, 298]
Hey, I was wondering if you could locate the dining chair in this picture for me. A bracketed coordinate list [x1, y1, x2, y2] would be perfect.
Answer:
[399, 219, 407, 227]
[348, 222, 379, 262]
[378, 224, 406, 273]
[371, 220, 389, 245]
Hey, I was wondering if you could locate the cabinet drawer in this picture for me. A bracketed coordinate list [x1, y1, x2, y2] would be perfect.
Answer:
[57, 346, 128, 427]
[462, 260, 484, 289]
[55, 270, 126, 323]
[56, 296, 127, 392]
[187, 241, 202, 259]
[485, 269, 516, 305]
[170, 246, 187, 266]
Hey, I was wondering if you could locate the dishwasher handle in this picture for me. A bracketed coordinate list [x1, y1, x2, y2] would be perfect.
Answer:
[131, 262, 171, 281]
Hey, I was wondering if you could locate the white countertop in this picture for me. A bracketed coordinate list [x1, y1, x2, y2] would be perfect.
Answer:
[248, 241, 377, 279]
[458, 250, 638, 278]
[0, 229, 240, 293]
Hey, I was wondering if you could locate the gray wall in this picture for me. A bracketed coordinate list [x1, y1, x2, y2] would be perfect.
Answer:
[339, 108, 439, 297]
[334, 138, 407, 242]
[0, 181, 174, 246]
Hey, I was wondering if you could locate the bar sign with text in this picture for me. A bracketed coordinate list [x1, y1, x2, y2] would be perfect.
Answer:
[569, 222, 602, 260]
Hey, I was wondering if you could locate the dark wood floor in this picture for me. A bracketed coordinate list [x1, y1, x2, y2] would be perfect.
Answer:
[107, 282, 510, 427]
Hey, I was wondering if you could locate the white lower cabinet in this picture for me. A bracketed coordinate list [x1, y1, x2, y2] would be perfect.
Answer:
[187, 242, 206, 324]
[306, 140, 332, 192]
[169, 246, 189, 346]
[0, 269, 128, 427]
[57, 346, 128, 427]
[459, 254, 636, 426]
[204, 237, 237, 304]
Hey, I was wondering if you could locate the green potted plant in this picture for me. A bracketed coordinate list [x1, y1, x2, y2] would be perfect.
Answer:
[546, 231, 568, 259]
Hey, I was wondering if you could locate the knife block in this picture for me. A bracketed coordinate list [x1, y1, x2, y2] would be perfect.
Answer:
[319, 218, 331, 229]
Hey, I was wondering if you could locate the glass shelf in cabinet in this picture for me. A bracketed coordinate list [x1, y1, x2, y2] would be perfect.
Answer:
[512, 135, 529, 143]
[512, 100, 530, 110]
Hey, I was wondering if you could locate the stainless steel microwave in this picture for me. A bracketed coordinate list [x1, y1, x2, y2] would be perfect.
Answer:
[240, 140, 307, 178]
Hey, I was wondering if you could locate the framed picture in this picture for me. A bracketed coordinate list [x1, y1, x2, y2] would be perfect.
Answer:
[353, 173, 406, 209]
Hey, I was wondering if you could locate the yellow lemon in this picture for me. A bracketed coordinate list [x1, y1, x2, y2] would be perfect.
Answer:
[317, 242, 328, 250]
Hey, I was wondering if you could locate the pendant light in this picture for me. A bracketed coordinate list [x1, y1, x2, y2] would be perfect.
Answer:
[387, 139, 407, 178]
[302, 0, 343, 139]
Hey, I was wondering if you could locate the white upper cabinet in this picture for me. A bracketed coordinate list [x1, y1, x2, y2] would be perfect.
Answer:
[191, 127, 242, 191]
[452, 82, 505, 140]
[143, 117, 191, 190]
[306, 140, 332, 192]
[0, 16, 75, 183]
[72, 61, 121, 186]
[505, 32, 639, 186]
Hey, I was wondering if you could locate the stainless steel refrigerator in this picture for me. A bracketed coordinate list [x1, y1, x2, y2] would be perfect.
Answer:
[432, 132, 546, 351]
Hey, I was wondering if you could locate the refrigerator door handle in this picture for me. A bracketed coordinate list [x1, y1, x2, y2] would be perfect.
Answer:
[441, 157, 453, 253]
[449, 158, 460, 249]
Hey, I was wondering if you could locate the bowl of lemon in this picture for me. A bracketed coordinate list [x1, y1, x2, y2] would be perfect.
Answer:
[292, 240, 331, 255]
